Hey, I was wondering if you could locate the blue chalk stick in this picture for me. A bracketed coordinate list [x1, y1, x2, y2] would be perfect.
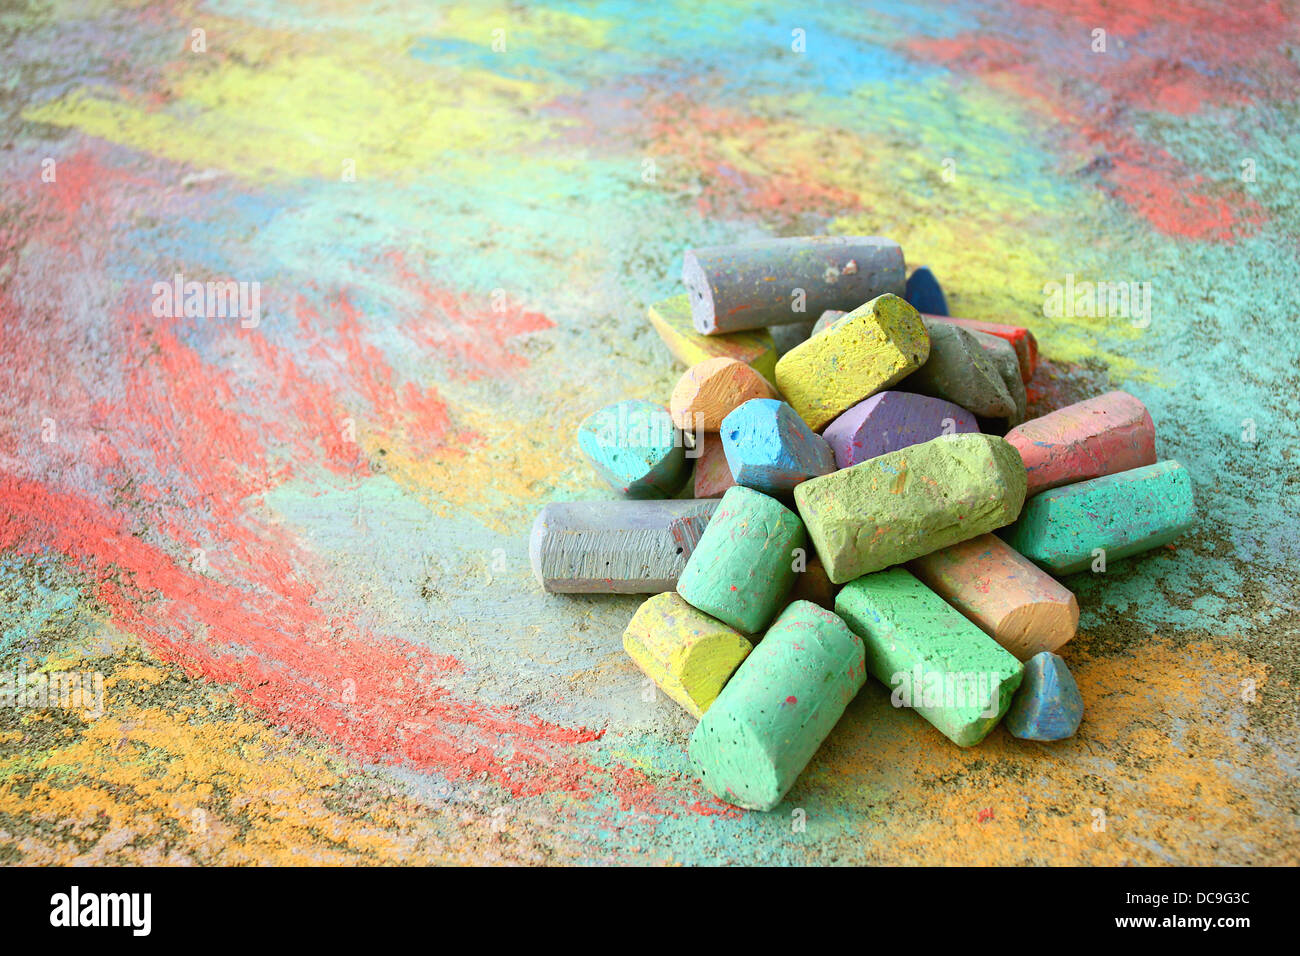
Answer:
[1004, 652, 1083, 741]
[721, 398, 835, 495]
[577, 399, 688, 499]
[905, 266, 949, 317]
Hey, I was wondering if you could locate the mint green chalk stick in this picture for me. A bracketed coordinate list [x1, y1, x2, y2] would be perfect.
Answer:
[835, 568, 1023, 747]
[1002, 459, 1196, 574]
[689, 600, 866, 811]
[676, 485, 805, 633]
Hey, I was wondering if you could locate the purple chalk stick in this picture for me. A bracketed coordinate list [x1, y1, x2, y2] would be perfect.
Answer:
[822, 391, 979, 469]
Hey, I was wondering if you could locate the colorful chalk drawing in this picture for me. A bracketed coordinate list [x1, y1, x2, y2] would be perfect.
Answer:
[0, 0, 1296, 864]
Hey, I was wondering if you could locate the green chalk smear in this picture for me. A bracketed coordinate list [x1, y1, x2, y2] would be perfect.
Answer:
[676, 485, 805, 633]
[689, 600, 866, 811]
[1003, 460, 1197, 575]
[836, 568, 1023, 747]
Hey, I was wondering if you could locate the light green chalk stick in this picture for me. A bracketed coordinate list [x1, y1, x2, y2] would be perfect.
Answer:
[1002, 459, 1196, 574]
[794, 433, 1027, 584]
[676, 485, 805, 633]
[689, 600, 866, 811]
[835, 568, 1023, 747]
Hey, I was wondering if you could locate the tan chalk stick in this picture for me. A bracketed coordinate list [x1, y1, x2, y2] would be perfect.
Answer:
[670, 357, 775, 431]
[907, 533, 1078, 661]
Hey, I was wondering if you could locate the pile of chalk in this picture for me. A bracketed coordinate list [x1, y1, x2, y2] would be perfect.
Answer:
[530, 236, 1197, 811]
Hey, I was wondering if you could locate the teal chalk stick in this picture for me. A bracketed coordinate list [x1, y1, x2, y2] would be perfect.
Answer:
[1002, 460, 1196, 574]
[577, 399, 689, 499]
[835, 568, 1023, 747]
[689, 600, 866, 811]
[676, 485, 805, 633]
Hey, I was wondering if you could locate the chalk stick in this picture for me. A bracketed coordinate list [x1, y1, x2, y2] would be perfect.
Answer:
[835, 568, 1023, 746]
[775, 293, 929, 431]
[905, 317, 1016, 418]
[970, 329, 1027, 426]
[1004, 652, 1083, 741]
[677, 485, 805, 633]
[822, 390, 978, 469]
[530, 499, 719, 593]
[1005, 390, 1156, 496]
[682, 236, 905, 335]
[812, 309, 845, 335]
[905, 265, 949, 316]
[720, 398, 835, 495]
[577, 399, 689, 499]
[925, 315, 1038, 383]
[693, 433, 736, 498]
[1002, 460, 1196, 574]
[794, 433, 1027, 584]
[907, 533, 1078, 661]
[688, 600, 866, 810]
[623, 592, 754, 718]
[648, 294, 778, 383]
[670, 356, 775, 431]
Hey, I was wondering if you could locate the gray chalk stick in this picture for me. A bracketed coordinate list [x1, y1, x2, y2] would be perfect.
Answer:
[903, 318, 1016, 418]
[682, 236, 905, 335]
[530, 499, 719, 593]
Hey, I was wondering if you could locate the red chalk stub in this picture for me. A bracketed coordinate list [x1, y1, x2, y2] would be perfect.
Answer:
[1005, 390, 1156, 496]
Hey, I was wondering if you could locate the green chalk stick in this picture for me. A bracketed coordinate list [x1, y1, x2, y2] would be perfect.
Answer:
[794, 433, 1027, 584]
[689, 600, 866, 811]
[1002, 459, 1196, 574]
[835, 568, 1023, 746]
[676, 485, 805, 633]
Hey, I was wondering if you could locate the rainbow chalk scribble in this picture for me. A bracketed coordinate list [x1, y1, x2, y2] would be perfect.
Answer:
[1, 0, 1296, 865]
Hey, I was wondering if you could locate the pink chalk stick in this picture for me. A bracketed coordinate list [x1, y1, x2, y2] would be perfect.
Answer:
[924, 314, 1038, 383]
[1005, 390, 1156, 496]
[694, 433, 737, 498]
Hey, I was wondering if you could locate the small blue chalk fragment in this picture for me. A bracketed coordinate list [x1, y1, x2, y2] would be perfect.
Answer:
[721, 398, 835, 495]
[905, 266, 949, 317]
[1004, 652, 1083, 741]
[577, 399, 688, 499]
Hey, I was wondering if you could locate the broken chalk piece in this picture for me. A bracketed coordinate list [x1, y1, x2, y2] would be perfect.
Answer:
[907, 533, 1078, 661]
[905, 265, 949, 316]
[670, 356, 775, 431]
[688, 600, 866, 810]
[623, 592, 754, 718]
[676, 485, 806, 633]
[1005, 390, 1157, 497]
[577, 399, 688, 499]
[969, 329, 1027, 426]
[693, 433, 736, 499]
[721, 398, 835, 495]
[905, 317, 1016, 419]
[648, 294, 778, 383]
[822, 390, 977, 469]
[925, 315, 1039, 383]
[1002, 459, 1196, 575]
[775, 293, 930, 431]
[1004, 652, 1083, 741]
[795, 433, 1027, 584]
[835, 568, 1024, 747]
[682, 236, 905, 335]
[529, 499, 718, 593]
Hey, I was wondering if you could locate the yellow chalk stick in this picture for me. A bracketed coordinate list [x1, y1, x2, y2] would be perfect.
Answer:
[775, 293, 929, 431]
[648, 294, 778, 384]
[623, 592, 754, 718]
